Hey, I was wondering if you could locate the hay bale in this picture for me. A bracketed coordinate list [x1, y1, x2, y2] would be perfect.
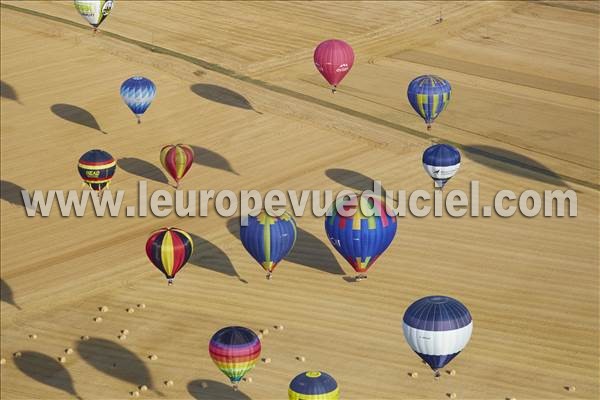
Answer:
[13, 352, 22, 358]
[260, 328, 269, 335]
[448, 393, 457, 399]
[65, 348, 74, 355]
[257, 333, 263, 339]
[118, 335, 127, 341]
[274, 325, 284, 331]
[296, 356, 306, 362]
[261, 357, 271, 364]
[165, 380, 174, 387]
[449, 369, 456, 376]
[0, 358, 6, 365]
[58, 357, 66, 363]
[409, 372, 418, 378]
[138, 385, 148, 392]
[93, 316, 103, 323]
[137, 303, 146, 309]
[99, 306, 109, 312]
[149, 354, 158, 361]
[243, 376, 253, 383]
[121, 329, 130, 335]
[566, 386, 576, 392]
[28, 334, 37, 339]
[81, 335, 90, 341]
[130, 390, 140, 397]
[126, 308, 135, 313]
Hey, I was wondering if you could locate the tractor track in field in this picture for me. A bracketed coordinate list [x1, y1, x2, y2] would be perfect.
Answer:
[2, 2, 598, 191]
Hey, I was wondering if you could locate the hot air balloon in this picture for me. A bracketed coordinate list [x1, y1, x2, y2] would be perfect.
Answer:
[407, 75, 451, 130]
[325, 193, 397, 281]
[160, 144, 194, 188]
[74, 0, 114, 33]
[78, 149, 116, 193]
[145, 227, 193, 285]
[288, 371, 339, 400]
[120, 76, 156, 124]
[423, 143, 460, 189]
[240, 210, 297, 279]
[314, 39, 354, 93]
[403, 295, 472, 378]
[209, 326, 261, 390]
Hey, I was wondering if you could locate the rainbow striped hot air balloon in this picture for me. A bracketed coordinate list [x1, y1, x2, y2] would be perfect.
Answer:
[240, 210, 297, 279]
[407, 75, 451, 130]
[145, 228, 193, 285]
[120, 76, 156, 124]
[209, 326, 261, 390]
[403, 296, 473, 378]
[160, 144, 194, 188]
[288, 371, 339, 400]
[325, 193, 397, 281]
[78, 149, 116, 193]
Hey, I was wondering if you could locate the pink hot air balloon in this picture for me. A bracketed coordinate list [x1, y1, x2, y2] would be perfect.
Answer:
[313, 39, 355, 93]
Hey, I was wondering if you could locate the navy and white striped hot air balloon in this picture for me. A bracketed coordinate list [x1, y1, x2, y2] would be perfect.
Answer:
[403, 296, 472, 378]
[422, 144, 460, 189]
[120, 76, 156, 124]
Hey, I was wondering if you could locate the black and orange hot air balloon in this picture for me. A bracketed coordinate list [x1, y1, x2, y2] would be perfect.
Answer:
[160, 144, 194, 188]
[145, 228, 193, 285]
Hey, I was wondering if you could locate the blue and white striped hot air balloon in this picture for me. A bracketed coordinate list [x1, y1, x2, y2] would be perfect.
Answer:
[120, 76, 156, 124]
[403, 296, 472, 378]
[423, 143, 460, 189]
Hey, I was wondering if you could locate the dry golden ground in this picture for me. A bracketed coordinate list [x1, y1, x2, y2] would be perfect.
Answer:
[1, 1, 598, 399]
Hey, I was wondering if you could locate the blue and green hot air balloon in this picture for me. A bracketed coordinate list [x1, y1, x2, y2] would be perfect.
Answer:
[407, 75, 451, 130]
[240, 210, 297, 279]
[288, 371, 339, 400]
[120, 76, 156, 124]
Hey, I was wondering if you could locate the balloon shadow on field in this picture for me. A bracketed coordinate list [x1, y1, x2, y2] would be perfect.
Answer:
[0, 180, 26, 208]
[190, 84, 262, 114]
[117, 158, 169, 184]
[226, 218, 345, 276]
[462, 145, 568, 187]
[188, 379, 252, 400]
[1, 278, 22, 310]
[325, 168, 385, 193]
[77, 338, 160, 394]
[188, 233, 247, 283]
[50, 104, 106, 134]
[189, 145, 239, 175]
[14, 351, 81, 399]
[1, 80, 22, 104]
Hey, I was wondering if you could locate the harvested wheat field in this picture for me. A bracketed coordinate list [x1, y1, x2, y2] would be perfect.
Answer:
[1, 1, 598, 399]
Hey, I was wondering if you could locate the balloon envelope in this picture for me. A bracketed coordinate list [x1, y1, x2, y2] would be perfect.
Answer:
[74, 0, 113, 28]
[145, 228, 193, 282]
[314, 39, 354, 88]
[422, 144, 461, 189]
[120, 76, 156, 122]
[240, 210, 297, 276]
[325, 194, 397, 275]
[160, 144, 194, 184]
[209, 326, 261, 384]
[78, 149, 116, 192]
[403, 296, 472, 371]
[407, 75, 451, 129]
[288, 371, 339, 400]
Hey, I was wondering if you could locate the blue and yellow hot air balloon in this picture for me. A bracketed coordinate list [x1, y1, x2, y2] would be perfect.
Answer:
[325, 193, 397, 281]
[288, 371, 339, 400]
[407, 75, 451, 130]
[120, 76, 156, 124]
[145, 227, 193, 285]
[240, 210, 297, 279]
[78, 149, 116, 193]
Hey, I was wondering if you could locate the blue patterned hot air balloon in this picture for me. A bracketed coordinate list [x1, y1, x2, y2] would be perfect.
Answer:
[78, 149, 116, 192]
[120, 76, 156, 124]
[403, 296, 472, 378]
[288, 371, 339, 400]
[240, 210, 297, 279]
[407, 75, 451, 130]
[325, 193, 397, 281]
[423, 143, 461, 189]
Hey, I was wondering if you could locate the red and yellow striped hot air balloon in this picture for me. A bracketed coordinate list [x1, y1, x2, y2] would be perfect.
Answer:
[145, 228, 193, 285]
[160, 144, 194, 188]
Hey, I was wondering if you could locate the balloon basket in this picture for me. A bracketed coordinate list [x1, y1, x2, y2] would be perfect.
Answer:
[266, 273, 272, 280]
[167, 279, 173, 286]
[427, 124, 431, 131]
[331, 86, 337, 94]
[355, 274, 367, 282]
[232, 384, 238, 391]
[434, 370, 441, 379]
